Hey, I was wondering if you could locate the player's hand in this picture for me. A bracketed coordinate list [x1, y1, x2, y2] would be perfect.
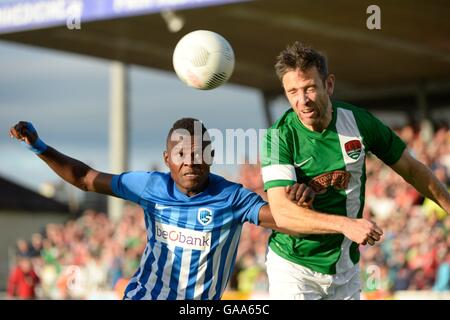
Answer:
[285, 183, 315, 208]
[9, 121, 39, 146]
[343, 218, 383, 246]
[10, 121, 47, 154]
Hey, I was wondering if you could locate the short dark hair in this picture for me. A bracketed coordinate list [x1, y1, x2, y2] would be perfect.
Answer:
[166, 117, 210, 146]
[274, 42, 328, 81]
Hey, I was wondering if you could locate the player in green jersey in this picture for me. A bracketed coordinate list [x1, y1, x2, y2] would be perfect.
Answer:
[261, 42, 450, 300]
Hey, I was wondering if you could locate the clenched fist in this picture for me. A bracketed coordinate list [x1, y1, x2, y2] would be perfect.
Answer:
[10, 121, 47, 154]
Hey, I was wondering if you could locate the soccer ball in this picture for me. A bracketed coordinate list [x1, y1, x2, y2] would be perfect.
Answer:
[172, 30, 235, 90]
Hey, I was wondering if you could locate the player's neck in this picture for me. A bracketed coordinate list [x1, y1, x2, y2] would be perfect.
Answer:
[184, 178, 210, 197]
[304, 104, 333, 133]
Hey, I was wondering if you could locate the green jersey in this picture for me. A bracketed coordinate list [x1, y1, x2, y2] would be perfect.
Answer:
[261, 101, 406, 274]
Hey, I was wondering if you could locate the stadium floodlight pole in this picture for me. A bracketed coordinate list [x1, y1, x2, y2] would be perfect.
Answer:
[108, 61, 129, 223]
[416, 80, 434, 143]
[261, 90, 277, 127]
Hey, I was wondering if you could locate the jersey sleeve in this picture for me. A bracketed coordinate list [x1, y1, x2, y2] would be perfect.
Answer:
[260, 127, 297, 191]
[357, 110, 407, 165]
[110, 171, 152, 204]
[231, 185, 267, 225]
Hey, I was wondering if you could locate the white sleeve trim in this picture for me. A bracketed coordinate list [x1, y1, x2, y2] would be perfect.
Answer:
[262, 164, 296, 183]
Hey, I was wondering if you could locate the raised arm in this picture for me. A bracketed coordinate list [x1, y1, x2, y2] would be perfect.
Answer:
[390, 149, 450, 213]
[9, 121, 115, 196]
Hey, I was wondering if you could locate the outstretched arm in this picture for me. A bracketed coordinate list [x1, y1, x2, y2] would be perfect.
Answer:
[259, 183, 315, 236]
[9, 121, 115, 196]
[390, 149, 450, 213]
[265, 186, 382, 245]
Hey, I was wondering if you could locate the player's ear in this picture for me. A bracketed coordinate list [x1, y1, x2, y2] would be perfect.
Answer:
[163, 151, 169, 167]
[325, 74, 335, 96]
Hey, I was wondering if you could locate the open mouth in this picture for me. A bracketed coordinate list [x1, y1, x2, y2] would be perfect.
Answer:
[301, 109, 316, 118]
[184, 172, 201, 177]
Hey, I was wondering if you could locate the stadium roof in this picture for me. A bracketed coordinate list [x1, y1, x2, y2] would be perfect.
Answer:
[1, 0, 450, 112]
[0, 175, 70, 213]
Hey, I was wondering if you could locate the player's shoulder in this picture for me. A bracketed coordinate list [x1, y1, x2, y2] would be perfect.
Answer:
[207, 173, 244, 199]
[149, 171, 171, 181]
[209, 173, 239, 190]
[266, 108, 298, 141]
[144, 171, 173, 190]
[120, 170, 168, 182]
[333, 100, 383, 132]
[269, 108, 297, 129]
[333, 100, 374, 118]
[122, 170, 172, 190]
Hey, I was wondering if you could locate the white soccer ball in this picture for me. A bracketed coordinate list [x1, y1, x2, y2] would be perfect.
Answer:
[173, 30, 235, 90]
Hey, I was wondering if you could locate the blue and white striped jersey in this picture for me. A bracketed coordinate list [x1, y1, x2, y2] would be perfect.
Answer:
[111, 171, 266, 300]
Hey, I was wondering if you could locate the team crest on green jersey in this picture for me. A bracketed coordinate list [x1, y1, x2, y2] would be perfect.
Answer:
[344, 140, 362, 160]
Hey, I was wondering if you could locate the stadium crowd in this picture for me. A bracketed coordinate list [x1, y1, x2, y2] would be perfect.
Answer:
[7, 207, 146, 299]
[360, 122, 450, 298]
[6, 122, 449, 299]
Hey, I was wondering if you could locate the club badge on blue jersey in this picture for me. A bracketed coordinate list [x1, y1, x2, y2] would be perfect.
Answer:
[197, 208, 213, 226]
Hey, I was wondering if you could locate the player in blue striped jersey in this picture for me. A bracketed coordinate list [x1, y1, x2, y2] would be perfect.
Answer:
[11, 118, 322, 300]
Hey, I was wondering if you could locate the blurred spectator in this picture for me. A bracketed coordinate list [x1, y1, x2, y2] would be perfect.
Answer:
[433, 250, 450, 292]
[236, 254, 265, 294]
[15, 239, 29, 257]
[7, 256, 40, 299]
[28, 233, 44, 258]
[393, 265, 413, 291]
